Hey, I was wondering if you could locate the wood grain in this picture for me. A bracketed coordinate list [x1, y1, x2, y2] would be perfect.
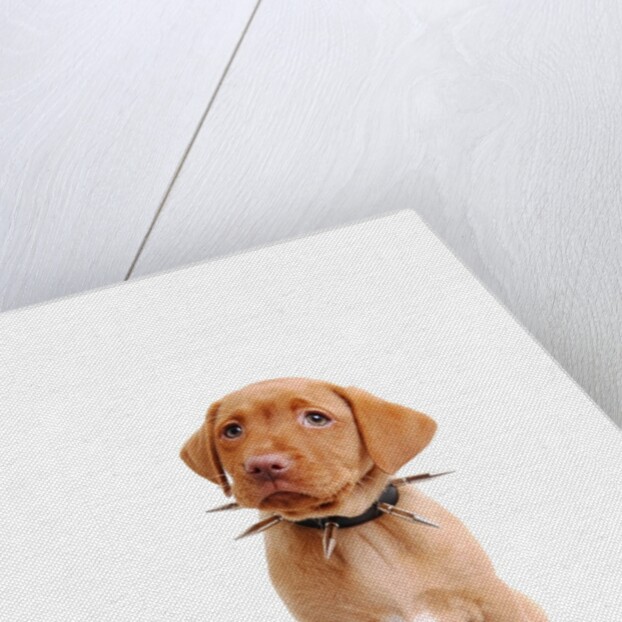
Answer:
[132, 0, 622, 424]
[0, 0, 257, 311]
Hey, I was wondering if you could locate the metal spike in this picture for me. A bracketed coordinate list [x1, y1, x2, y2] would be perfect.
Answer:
[390, 470, 455, 487]
[234, 515, 283, 540]
[322, 522, 339, 559]
[377, 502, 439, 528]
[206, 502, 241, 513]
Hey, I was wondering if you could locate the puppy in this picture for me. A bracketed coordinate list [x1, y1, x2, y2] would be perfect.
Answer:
[181, 378, 548, 622]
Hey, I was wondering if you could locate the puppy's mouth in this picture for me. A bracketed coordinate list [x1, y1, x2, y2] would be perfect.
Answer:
[256, 481, 316, 508]
[255, 479, 353, 515]
[260, 490, 313, 507]
[235, 466, 376, 517]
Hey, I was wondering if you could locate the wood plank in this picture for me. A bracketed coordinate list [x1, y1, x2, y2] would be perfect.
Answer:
[132, 0, 622, 424]
[0, 0, 258, 311]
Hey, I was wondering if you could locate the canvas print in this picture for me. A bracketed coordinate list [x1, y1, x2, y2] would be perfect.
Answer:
[3, 214, 620, 621]
[181, 377, 548, 622]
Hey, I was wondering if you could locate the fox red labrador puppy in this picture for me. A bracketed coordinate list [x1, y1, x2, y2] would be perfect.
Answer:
[181, 378, 547, 622]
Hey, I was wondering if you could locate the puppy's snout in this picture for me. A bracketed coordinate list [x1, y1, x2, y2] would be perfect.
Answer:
[244, 454, 292, 480]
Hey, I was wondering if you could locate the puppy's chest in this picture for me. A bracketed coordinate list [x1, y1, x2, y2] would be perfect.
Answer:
[265, 520, 430, 611]
[336, 525, 426, 590]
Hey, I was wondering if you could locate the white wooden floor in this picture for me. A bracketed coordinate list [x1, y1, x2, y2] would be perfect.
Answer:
[1, 0, 621, 426]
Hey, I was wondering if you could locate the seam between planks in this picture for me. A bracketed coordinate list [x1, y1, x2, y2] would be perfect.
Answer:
[124, 0, 265, 280]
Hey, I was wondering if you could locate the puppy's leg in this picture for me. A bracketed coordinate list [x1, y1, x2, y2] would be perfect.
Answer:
[411, 614, 479, 622]
[478, 590, 548, 622]
[510, 590, 548, 622]
[411, 591, 485, 622]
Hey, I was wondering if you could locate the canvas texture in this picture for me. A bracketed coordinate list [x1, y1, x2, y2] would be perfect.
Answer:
[0, 211, 620, 620]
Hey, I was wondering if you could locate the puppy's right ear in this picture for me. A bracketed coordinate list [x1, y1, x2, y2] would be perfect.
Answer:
[332, 386, 436, 474]
[180, 402, 231, 496]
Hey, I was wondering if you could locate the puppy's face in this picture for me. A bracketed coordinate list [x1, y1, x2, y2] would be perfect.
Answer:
[181, 378, 436, 521]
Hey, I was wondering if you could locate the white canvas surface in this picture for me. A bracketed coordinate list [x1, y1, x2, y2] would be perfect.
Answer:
[1, 210, 620, 621]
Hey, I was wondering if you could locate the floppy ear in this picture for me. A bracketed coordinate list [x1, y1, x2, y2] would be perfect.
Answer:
[333, 386, 437, 474]
[180, 401, 231, 496]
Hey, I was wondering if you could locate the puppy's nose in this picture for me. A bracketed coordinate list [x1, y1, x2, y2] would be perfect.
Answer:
[244, 454, 292, 480]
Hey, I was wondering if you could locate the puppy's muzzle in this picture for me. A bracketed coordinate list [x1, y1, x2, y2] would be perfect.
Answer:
[244, 453, 292, 482]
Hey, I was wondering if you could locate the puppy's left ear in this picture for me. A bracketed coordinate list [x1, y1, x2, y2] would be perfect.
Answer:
[333, 386, 436, 474]
[180, 401, 232, 496]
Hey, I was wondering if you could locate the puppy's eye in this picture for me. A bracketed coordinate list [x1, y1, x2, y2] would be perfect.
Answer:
[222, 423, 243, 439]
[303, 411, 332, 427]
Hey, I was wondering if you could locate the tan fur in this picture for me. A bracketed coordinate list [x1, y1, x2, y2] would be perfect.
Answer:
[181, 378, 548, 622]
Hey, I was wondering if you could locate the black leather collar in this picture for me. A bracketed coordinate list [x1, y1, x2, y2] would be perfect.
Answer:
[294, 484, 399, 529]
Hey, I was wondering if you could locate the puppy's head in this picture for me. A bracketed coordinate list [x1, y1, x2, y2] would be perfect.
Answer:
[180, 378, 436, 520]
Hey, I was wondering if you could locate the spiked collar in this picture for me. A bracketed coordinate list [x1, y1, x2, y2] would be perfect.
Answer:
[206, 470, 453, 559]
[294, 483, 399, 529]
